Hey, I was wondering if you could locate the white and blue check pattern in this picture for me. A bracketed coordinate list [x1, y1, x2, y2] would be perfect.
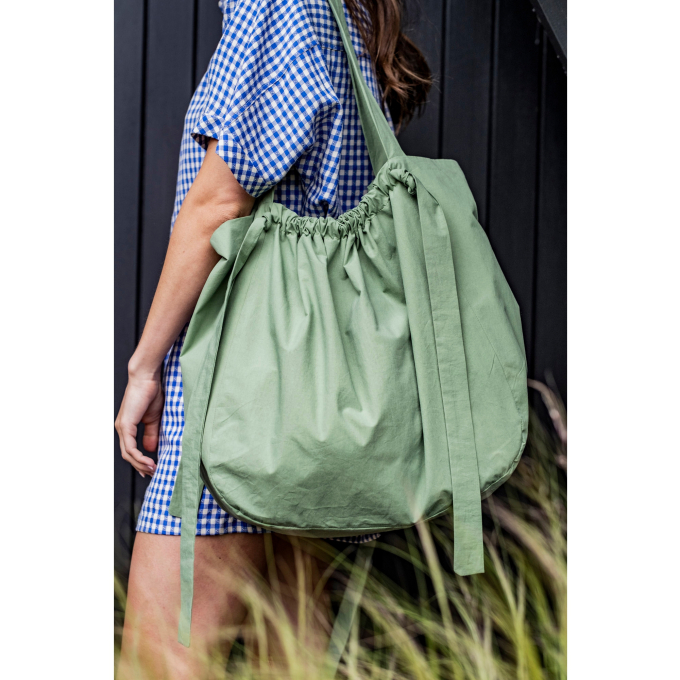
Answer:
[137, 0, 390, 541]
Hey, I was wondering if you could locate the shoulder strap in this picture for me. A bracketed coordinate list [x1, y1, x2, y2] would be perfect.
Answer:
[326, 0, 403, 173]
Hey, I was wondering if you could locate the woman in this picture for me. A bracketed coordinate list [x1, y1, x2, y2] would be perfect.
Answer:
[116, 0, 430, 676]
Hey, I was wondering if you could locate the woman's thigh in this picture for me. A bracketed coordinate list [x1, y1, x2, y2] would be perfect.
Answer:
[255, 535, 335, 665]
[120, 532, 268, 679]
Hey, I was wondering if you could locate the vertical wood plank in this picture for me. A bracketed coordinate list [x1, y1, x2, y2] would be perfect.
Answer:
[440, 0, 494, 224]
[486, 0, 542, 369]
[195, 0, 223, 87]
[135, 0, 197, 507]
[532, 38, 567, 400]
[528, 0, 567, 67]
[397, 0, 444, 159]
[114, 0, 146, 576]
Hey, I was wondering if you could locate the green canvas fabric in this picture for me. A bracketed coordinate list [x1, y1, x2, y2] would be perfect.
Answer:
[169, 0, 528, 648]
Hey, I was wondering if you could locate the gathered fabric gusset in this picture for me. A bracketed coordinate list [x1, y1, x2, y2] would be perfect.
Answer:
[260, 161, 416, 240]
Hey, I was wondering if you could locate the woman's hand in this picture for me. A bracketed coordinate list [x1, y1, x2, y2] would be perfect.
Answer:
[115, 362, 164, 478]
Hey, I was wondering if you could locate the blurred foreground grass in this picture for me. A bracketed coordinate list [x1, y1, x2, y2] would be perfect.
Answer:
[115, 382, 566, 679]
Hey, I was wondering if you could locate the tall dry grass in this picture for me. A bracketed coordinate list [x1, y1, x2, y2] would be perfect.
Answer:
[115, 382, 566, 679]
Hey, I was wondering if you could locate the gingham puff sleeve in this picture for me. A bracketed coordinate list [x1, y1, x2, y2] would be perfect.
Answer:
[192, 0, 347, 199]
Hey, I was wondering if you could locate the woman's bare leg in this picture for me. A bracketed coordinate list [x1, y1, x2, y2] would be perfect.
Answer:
[245, 535, 334, 674]
[118, 532, 268, 680]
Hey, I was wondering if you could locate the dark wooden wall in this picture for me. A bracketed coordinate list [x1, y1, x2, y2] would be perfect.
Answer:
[114, 0, 566, 575]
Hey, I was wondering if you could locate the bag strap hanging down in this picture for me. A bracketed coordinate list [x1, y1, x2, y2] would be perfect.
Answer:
[327, 0, 483, 578]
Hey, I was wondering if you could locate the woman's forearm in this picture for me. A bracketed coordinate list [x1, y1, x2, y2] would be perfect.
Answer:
[129, 140, 255, 378]
[128, 205, 224, 377]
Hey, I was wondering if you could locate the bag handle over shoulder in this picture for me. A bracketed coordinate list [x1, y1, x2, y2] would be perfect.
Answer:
[326, 0, 403, 173]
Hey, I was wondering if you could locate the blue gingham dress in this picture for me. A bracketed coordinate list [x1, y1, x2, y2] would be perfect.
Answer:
[137, 0, 391, 541]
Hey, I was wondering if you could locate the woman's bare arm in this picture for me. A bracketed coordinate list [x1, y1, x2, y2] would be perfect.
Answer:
[115, 139, 255, 477]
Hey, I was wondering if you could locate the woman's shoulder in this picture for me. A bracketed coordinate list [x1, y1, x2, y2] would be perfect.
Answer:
[217, 0, 322, 69]
[218, 0, 366, 56]
[198, 0, 337, 127]
[219, 0, 316, 37]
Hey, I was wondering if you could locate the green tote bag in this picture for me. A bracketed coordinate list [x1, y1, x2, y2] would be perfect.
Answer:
[169, 0, 528, 649]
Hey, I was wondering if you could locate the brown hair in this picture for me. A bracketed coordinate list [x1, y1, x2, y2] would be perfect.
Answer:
[344, 0, 432, 131]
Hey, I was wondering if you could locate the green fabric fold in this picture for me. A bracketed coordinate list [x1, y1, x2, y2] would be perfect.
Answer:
[176, 213, 271, 646]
